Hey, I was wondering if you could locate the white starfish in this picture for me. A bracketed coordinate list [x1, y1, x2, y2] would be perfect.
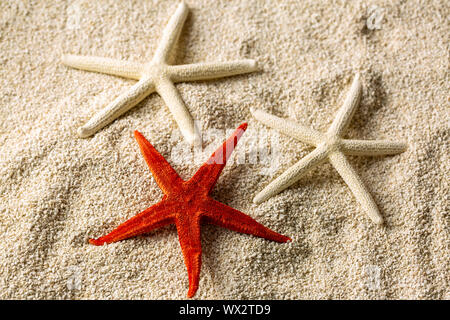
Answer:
[252, 74, 407, 224]
[62, 1, 257, 145]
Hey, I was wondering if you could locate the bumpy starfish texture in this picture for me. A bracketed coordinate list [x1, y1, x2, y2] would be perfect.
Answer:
[62, 2, 257, 145]
[89, 123, 291, 298]
[252, 74, 407, 224]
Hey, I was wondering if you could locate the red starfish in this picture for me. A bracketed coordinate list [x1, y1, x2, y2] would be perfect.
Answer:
[89, 123, 291, 298]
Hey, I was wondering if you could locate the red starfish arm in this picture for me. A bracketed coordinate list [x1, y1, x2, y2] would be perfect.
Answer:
[89, 200, 177, 245]
[190, 123, 247, 193]
[201, 199, 291, 243]
[134, 130, 183, 195]
[175, 214, 202, 298]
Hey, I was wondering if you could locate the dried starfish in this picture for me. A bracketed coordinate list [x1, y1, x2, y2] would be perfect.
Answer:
[252, 74, 407, 224]
[62, 1, 257, 145]
[89, 123, 291, 298]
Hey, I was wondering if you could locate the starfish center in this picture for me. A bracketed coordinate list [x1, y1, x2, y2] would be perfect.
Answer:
[322, 134, 341, 153]
[142, 63, 168, 80]
[173, 184, 208, 205]
[179, 190, 198, 204]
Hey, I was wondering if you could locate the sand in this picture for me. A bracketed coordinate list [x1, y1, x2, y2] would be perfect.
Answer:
[0, 0, 448, 299]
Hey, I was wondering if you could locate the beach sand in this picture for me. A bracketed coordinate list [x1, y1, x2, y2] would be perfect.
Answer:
[0, 0, 448, 299]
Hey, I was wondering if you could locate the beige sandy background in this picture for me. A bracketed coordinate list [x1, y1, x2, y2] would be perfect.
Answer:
[0, 0, 448, 299]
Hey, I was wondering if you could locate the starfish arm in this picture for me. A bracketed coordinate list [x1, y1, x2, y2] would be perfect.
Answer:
[152, 1, 188, 64]
[134, 130, 184, 194]
[175, 214, 202, 298]
[155, 77, 200, 145]
[61, 54, 143, 80]
[251, 109, 323, 146]
[253, 145, 328, 204]
[201, 199, 291, 243]
[89, 200, 177, 245]
[327, 73, 362, 137]
[189, 123, 247, 193]
[341, 139, 408, 156]
[168, 60, 258, 82]
[328, 151, 383, 224]
[77, 77, 155, 137]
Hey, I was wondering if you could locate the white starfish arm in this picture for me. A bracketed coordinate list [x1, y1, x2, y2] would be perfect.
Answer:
[253, 145, 328, 204]
[251, 109, 323, 146]
[61, 54, 144, 80]
[168, 60, 258, 82]
[155, 78, 200, 145]
[152, 1, 188, 64]
[78, 77, 155, 137]
[341, 139, 408, 156]
[327, 73, 362, 136]
[328, 151, 383, 224]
